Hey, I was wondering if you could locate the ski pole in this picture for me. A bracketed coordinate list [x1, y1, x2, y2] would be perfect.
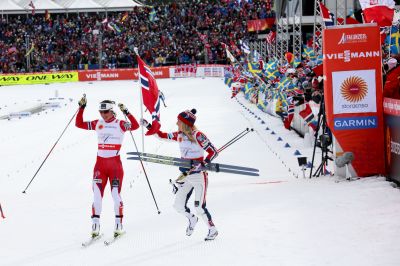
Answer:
[218, 128, 254, 153]
[122, 112, 161, 214]
[217, 128, 249, 152]
[22, 107, 79, 193]
[0, 203, 5, 219]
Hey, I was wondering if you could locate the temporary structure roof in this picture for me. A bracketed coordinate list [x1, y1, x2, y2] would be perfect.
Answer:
[1, 0, 142, 14]
[57, 0, 102, 9]
[0, 0, 25, 11]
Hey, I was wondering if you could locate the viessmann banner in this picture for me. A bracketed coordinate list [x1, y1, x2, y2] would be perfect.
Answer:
[323, 24, 385, 176]
[78, 67, 170, 81]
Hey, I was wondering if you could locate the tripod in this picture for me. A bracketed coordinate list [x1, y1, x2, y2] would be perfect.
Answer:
[309, 96, 333, 178]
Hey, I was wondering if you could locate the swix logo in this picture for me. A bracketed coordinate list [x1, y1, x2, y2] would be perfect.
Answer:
[324, 50, 380, 62]
[338, 33, 368, 45]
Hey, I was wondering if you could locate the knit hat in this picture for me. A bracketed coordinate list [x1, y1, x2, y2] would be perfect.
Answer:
[178, 109, 197, 127]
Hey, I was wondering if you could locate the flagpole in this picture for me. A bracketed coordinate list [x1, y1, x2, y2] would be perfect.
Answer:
[135, 48, 145, 152]
[389, 26, 393, 58]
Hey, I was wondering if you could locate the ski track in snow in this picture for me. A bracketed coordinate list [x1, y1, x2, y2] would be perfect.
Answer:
[0, 78, 399, 266]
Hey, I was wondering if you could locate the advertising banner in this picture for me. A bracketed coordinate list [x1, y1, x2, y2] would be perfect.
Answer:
[78, 67, 170, 82]
[247, 18, 275, 32]
[0, 72, 78, 86]
[323, 24, 385, 176]
[384, 97, 400, 182]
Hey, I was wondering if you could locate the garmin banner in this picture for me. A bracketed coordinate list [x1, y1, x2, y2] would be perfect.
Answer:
[323, 24, 385, 177]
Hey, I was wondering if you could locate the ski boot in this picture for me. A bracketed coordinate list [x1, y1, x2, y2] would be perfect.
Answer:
[114, 223, 124, 238]
[91, 222, 100, 238]
[204, 226, 218, 241]
[186, 214, 199, 236]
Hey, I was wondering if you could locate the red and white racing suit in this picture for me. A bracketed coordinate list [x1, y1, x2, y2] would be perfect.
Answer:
[75, 107, 139, 226]
[156, 129, 218, 227]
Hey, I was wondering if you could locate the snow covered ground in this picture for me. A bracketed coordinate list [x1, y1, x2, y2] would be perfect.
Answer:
[0, 78, 399, 266]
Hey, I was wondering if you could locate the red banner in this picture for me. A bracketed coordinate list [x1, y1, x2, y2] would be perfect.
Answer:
[247, 18, 275, 32]
[323, 24, 385, 177]
[78, 67, 169, 82]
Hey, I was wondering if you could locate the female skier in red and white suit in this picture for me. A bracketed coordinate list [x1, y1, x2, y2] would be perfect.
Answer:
[75, 97, 139, 237]
[142, 108, 219, 241]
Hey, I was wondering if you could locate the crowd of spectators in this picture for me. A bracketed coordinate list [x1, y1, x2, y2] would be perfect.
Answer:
[0, 0, 275, 73]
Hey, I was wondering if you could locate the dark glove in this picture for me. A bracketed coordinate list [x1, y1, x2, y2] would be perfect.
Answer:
[118, 103, 130, 115]
[140, 118, 152, 130]
[78, 95, 86, 108]
[170, 179, 182, 194]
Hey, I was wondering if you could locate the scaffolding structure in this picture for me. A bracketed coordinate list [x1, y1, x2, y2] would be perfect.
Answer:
[276, 3, 289, 64]
[292, 0, 302, 60]
[313, 0, 324, 58]
[335, 0, 348, 25]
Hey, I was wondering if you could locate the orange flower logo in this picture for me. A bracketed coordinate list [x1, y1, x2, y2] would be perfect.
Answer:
[99, 125, 104, 130]
[340, 76, 368, 102]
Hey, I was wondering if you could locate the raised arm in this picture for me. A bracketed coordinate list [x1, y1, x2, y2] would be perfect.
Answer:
[118, 104, 140, 132]
[75, 107, 98, 130]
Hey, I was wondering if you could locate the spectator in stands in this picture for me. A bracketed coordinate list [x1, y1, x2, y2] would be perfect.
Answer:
[0, 0, 275, 73]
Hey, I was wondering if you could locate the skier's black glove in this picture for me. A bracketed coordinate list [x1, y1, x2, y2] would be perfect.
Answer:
[118, 103, 130, 115]
[140, 119, 152, 130]
[170, 179, 181, 194]
[78, 96, 86, 108]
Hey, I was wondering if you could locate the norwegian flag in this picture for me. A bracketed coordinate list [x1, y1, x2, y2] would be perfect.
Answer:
[319, 2, 335, 27]
[299, 103, 317, 131]
[284, 99, 295, 130]
[137, 55, 161, 135]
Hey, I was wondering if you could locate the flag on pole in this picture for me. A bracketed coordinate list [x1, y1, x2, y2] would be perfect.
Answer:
[386, 25, 400, 54]
[29, 1, 35, 16]
[45, 10, 51, 21]
[121, 11, 129, 22]
[25, 43, 35, 57]
[149, 8, 156, 22]
[108, 22, 121, 34]
[299, 103, 317, 131]
[222, 43, 236, 63]
[137, 55, 161, 135]
[319, 2, 335, 27]
[240, 40, 251, 54]
[359, 0, 395, 27]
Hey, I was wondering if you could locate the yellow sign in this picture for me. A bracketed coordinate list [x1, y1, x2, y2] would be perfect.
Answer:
[0, 72, 79, 86]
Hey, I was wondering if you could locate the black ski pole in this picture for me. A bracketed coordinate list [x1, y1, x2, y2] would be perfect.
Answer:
[218, 128, 254, 153]
[218, 128, 249, 152]
[122, 113, 161, 214]
[22, 108, 79, 193]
